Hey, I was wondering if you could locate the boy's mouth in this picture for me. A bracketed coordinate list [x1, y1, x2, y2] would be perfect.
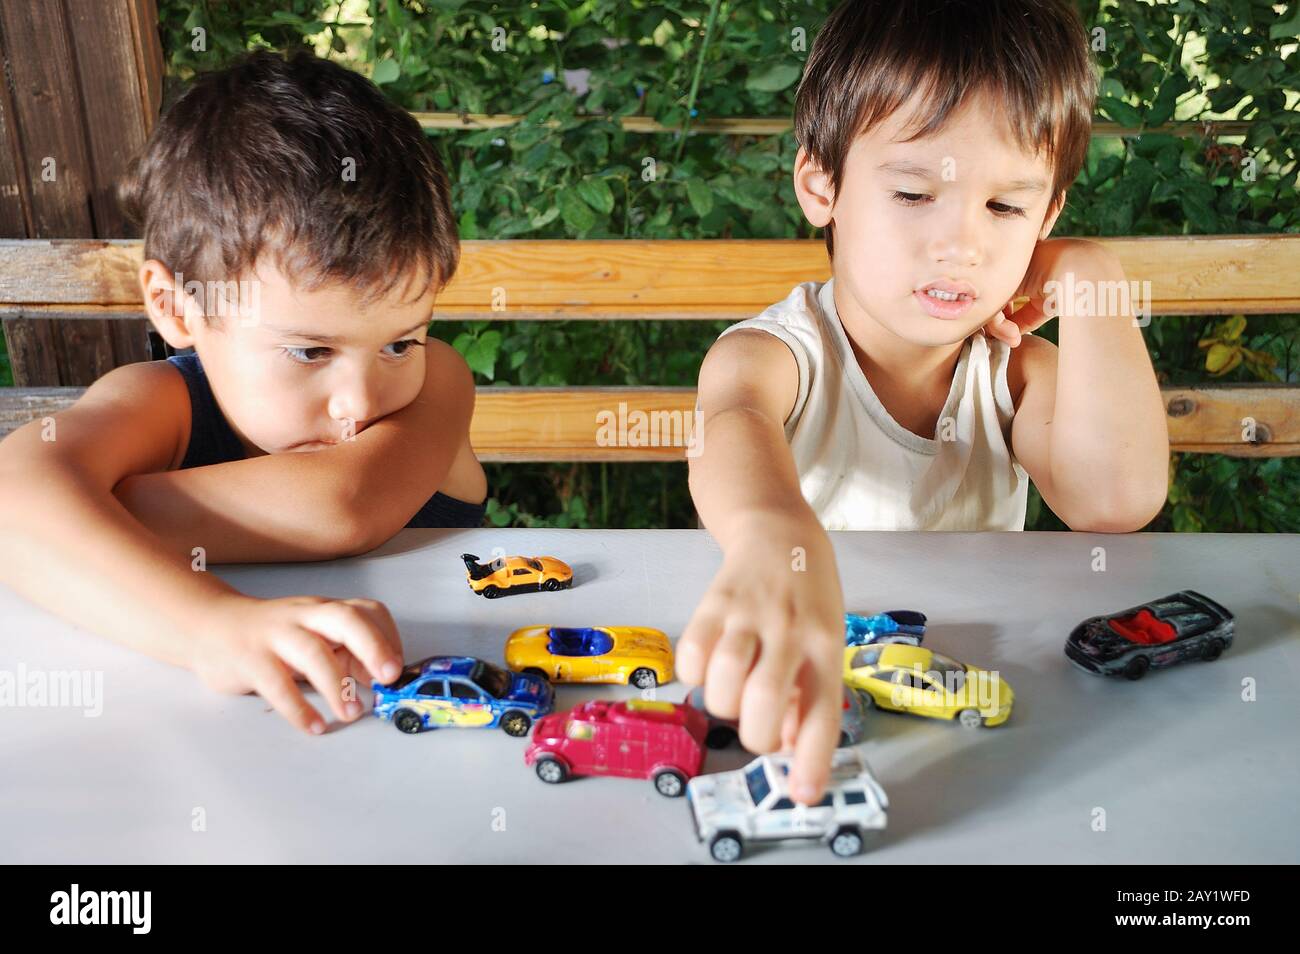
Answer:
[915, 280, 977, 320]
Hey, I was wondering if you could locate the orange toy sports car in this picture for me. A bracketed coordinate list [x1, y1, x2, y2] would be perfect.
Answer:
[461, 553, 574, 599]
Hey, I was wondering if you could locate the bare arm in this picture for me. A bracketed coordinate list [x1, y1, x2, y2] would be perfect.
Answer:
[688, 330, 812, 543]
[111, 338, 478, 562]
[0, 361, 245, 668]
[1008, 241, 1169, 531]
[682, 329, 845, 805]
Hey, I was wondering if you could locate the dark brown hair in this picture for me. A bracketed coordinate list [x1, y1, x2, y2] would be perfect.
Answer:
[120, 49, 459, 309]
[794, 0, 1098, 256]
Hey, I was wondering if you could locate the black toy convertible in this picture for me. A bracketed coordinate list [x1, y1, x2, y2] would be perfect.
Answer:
[1065, 590, 1234, 680]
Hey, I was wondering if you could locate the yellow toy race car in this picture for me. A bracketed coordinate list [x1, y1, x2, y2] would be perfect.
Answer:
[843, 643, 1013, 728]
[505, 626, 674, 689]
[461, 553, 573, 599]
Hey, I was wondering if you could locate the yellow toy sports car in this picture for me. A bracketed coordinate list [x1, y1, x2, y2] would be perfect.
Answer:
[461, 553, 573, 599]
[505, 626, 674, 689]
[843, 643, 1013, 728]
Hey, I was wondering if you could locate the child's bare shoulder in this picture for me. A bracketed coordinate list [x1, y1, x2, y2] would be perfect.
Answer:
[699, 328, 799, 425]
[43, 360, 190, 482]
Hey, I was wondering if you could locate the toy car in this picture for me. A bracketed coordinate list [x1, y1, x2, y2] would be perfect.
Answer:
[1065, 590, 1234, 680]
[843, 643, 1013, 728]
[525, 699, 707, 797]
[372, 656, 553, 737]
[505, 625, 674, 688]
[844, 610, 927, 647]
[686, 749, 888, 862]
[685, 685, 868, 749]
[461, 553, 573, 598]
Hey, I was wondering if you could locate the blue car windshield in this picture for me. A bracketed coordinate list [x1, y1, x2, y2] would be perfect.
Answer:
[471, 661, 511, 698]
[745, 764, 771, 806]
[547, 628, 614, 657]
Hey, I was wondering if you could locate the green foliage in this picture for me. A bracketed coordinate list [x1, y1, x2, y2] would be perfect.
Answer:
[140, 0, 1300, 531]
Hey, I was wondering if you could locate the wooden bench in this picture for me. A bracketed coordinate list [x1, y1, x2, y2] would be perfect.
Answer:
[2, 235, 1298, 459]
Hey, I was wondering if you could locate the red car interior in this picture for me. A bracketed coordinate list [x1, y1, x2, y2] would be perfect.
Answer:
[1107, 609, 1177, 645]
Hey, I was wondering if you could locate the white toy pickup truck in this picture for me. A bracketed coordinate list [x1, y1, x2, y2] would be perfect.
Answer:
[686, 749, 889, 862]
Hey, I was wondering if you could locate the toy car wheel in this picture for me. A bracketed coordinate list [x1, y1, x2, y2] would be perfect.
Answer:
[629, 668, 658, 689]
[1201, 638, 1225, 661]
[829, 826, 864, 858]
[501, 712, 531, 737]
[957, 708, 984, 729]
[705, 726, 737, 750]
[653, 769, 686, 798]
[709, 832, 744, 863]
[394, 710, 423, 734]
[1124, 656, 1151, 680]
[482, 585, 501, 599]
[535, 757, 568, 784]
[542, 578, 560, 591]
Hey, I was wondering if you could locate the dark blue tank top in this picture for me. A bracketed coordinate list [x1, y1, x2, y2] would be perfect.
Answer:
[165, 354, 485, 529]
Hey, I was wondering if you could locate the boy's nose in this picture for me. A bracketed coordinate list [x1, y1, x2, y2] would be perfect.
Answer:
[327, 392, 380, 435]
[930, 210, 984, 268]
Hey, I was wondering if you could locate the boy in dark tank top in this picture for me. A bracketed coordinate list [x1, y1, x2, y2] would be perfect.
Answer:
[0, 51, 486, 735]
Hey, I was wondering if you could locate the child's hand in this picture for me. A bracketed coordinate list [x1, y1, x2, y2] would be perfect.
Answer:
[677, 513, 845, 804]
[983, 237, 1110, 347]
[191, 594, 404, 734]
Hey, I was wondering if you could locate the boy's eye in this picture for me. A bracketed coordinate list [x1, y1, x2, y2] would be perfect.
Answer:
[283, 346, 332, 364]
[989, 201, 1027, 218]
[892, 190, 1027, 220]
[281, 338, 425, 365]
[383, 338, 425, 359]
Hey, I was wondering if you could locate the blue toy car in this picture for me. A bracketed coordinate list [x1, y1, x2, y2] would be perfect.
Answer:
[372, 656, 554, 737]
[844, 611, 927, 647]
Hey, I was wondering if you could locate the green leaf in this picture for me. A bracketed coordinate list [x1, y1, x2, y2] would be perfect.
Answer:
[1097, 96, 1143, 128]
[745, 62, 802, 93]
[575, 177, 615, 215]
[1204, 342, 1236, 373]
[529, 206, 560, 229]
[1269, 5, 1300, 39]
[558, 188, 597, 232]
[686, 178, 713, 217]
[372, 59, 400, 85]
[464, 331, 501, 379]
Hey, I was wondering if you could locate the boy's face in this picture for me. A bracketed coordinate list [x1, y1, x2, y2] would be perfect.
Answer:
[795, 88, 1064, 348]
[151, 259, 435, 456]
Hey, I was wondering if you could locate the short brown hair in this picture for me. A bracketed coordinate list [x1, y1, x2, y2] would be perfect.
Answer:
[120, 50, 458, 308]
[794, 0, 1098, 257]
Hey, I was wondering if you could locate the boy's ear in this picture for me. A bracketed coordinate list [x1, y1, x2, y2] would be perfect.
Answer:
[793, 146, 835, 228]
[1040, 190, 1068, 241]
[139, 259, 203, 349]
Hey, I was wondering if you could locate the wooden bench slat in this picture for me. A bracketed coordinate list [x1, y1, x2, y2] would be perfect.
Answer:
[413, 111, 1257, 140]
[2, 236, 1298, 317]
[2, 384, 1295, 459]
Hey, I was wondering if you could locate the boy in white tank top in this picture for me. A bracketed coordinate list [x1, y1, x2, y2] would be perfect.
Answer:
[679, 0, 1170, 805]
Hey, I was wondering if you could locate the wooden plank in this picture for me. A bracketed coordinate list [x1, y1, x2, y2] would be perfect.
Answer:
[64, 0, 154, 371]
[126, 0, 164, 132]
[2, 236, 1298, 318]
[0, 2, 156, 386]
[2, 384, 1297, 458]
[414, 112, 1255, 140]
[0, 35, 30, 237]
[0, 2, 94, 237]
[65, 0, 151, 238]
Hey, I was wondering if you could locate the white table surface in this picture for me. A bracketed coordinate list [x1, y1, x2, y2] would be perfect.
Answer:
[2, 528, 1298, 864]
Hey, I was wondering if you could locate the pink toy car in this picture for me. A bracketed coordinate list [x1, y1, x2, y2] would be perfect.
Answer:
[525, 699, 708, 797]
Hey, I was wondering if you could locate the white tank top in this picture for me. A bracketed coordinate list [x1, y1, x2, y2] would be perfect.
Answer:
[716, 279, 1028, 531]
